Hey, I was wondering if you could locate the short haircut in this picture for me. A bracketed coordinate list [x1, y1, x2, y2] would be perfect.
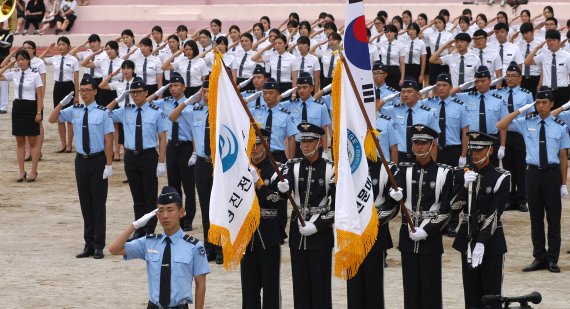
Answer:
[183, 40, 199, 58]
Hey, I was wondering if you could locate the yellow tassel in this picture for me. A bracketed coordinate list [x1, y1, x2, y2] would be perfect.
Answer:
[207, 49, 223, 168]
[334, 230, 365, 280]
[331, 59, 343, 181]
[365, 129, 379, 162]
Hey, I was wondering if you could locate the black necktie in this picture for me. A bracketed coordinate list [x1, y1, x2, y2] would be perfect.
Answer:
[499, 44, 504, 64]
[143, 57, 148, 83]
[204, 111, 211, 157]
[327, 54, 334, 78]
[435, 33, 441, 51]
[300, 57, 305, 74]
[479, 49, 484, 64]
[406, 108, 413, 153]
[507, 89, 514, 113]
[127, 47, 130, 54]
[186, 60, 192, 87]
[239, 53, 248, 77]
[552, 53, 557, 89]
[159, 237, 172, 308]
[458, 55, 465, 85]
[524, 44, 531, 77]
[276, 55, 282, 83]
[438, 101, 446, 147]
[171, 101, 179, 143]
[386, 42, 392, 66]
[135, 107, 143, 151]
[89, 61, 95, 77]
[479, 95, 487, 133]
[408, 41, 414, 64]
[301, 102, 307, 122]
[539, 120, 547, 168]
[375, 87, 381, 100]
[59, 56, 64, 82]
[83, 107, 90, 154]
[255, 96, 261, 108]
[266, 108, 273, 132]
[108, 60, 113, 76]
[125, 82, 131, 105]
[18, 71, 24, 99]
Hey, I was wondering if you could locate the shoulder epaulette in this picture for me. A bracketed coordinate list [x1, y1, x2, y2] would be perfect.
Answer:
[451, 97, 464, 105]
[427, 96, 438, 101]
[387, 86, 397, 92]
[96, 105, 107, 111]
[246, 89, 256, 93]
[149, 103, 159, 110]
[453, 166, 465, 171]
[525, 112, 538, 119]
[436, 162, 453, 170]
[468, 90, 478, 95]
[73, 104, 83, 108]
[254, 104, 264, 109]
[419, 104, 431, 111]
[193, 105, 205, 110]
[521, 88, 531, 94]
[183, 234, 200, 244]
[379, 113, 391, 120]
[398, 161, 415, 168]
[164, 96, 173, 101]
[492, 93, 503, 100]
[313, 98, 324, 105]
[279, 107, 291, 115]
[394, 103, 404, 108]
[146, 233, 162, 239]
[495, 167, 511, 175]
[554, 117, 566, 126]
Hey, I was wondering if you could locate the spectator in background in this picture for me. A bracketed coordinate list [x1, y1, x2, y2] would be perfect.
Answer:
[13, 0, 25, 35]
[23, 0, 46, 35]
[54, 0, 78, 35]
[39, 0, 61, 35]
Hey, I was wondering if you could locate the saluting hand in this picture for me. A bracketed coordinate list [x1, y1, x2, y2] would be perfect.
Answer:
[132, 209, 158, 229]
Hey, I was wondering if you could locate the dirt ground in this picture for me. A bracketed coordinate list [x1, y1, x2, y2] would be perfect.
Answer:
[1, 73, 569, 308]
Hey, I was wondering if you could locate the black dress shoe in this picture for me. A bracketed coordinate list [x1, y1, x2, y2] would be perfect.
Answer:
[519, 203, 529, 212]
[206, 251, 217, 262]
[522, 260, 548, 272]
[548, 262, 560, 273]
[567, 249, 570, 254]
[93, 249, 104, 259]
[446, 226, 457, 237]
[216, 254, 224, 265]
[76, 248, 94, 258]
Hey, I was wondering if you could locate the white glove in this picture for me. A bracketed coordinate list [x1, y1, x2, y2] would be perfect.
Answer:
[322, 152, 329, 160]
[419, 85, 436, 96]
[490, 77, 504, 87]
[155, 84, 170, 97]
[249, 164, 260, 183]
[116, 90, 130, 103]
[183, 92, 200, 105]
[464, 170, 478, 188]
[132, 209, 158, 229]
[409, 227, 428, 241]
[59, 91, 74, 106]
[561, 185, 569, 199]
[277, 179, 290, 193]
[459, 80, 475, 91]
[471, 242, 485, 268]
[458, 156, 467, 167]
[322, 83, 332, 93]
[518, 103, 534, 114]
[280, 87, 297, 99]
[497, 146, 505, 160]
[389, 187, 403, 201]
[383, 92, 400, 103]
[187, 152, 197, 166]
[562, 101, 570, 111]
[238, 76, 252, 89]
[102, 165, 113, 179]
[299, 221, 318, 236]
[156, 163, 166, 177]
[245, 91, 263, 103]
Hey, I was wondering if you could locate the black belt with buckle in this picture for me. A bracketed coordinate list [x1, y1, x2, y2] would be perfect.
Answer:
[168, 140, 192, 147]
[197, 156, 212, 163]
[437, 145, 461, 151]
[126, 148, 156, 155]
[147, 301, 189, 309]
[77, 151, 104, 159]
[527, 164, 559, 170]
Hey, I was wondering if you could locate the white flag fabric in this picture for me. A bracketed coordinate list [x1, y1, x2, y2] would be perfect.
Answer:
[332, 59, 378, 279]
[208, 50, 260, 270]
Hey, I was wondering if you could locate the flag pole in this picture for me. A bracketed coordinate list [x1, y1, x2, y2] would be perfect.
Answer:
[213, 48, 306, 226]
[339, 55, 416, 232]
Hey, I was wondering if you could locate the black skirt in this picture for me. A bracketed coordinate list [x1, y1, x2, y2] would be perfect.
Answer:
[53, 81, 75, 109]
[98, 89, 117, 107]
[385, 65, 401, 91]
[12, 99, 39, 136]
[184, 86, 201, 97]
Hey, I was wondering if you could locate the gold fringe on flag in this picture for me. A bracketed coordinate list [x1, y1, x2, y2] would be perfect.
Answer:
[206, 49, 261, 270]
[331, 59, 342, 182]
[365, 129, 379, 162]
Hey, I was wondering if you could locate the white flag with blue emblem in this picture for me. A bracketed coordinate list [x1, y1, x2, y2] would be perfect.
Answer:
[332, 58, 377, 279]
[207, 50, 260, 270]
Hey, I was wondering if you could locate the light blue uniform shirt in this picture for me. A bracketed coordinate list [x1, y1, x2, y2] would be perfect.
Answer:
[181, 102, 209, 157]
[124, 229, 210, 307]
[250, 104, 298, 151]
[280, 96, 331, 142]
[383, 102, 440, 153]
[375, 113, 400, 162]
[455, 90, 509, 135]
[153, 96, 193, 142]
[111, 103, 169, 150]
[241, 90, 267, 109]
[492, 86, 534, 132]
[59, 102, 115, 155]
[510, 113, 570, 165]
[420, 96, 471, 146]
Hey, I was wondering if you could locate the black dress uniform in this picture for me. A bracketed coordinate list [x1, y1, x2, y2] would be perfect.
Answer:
[240, 129, 283, 309]
[450, 132, 510, 309]
[278, 123, 335, 309]
[347, 161, 398, 309]
[393, 124, 453, 309]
